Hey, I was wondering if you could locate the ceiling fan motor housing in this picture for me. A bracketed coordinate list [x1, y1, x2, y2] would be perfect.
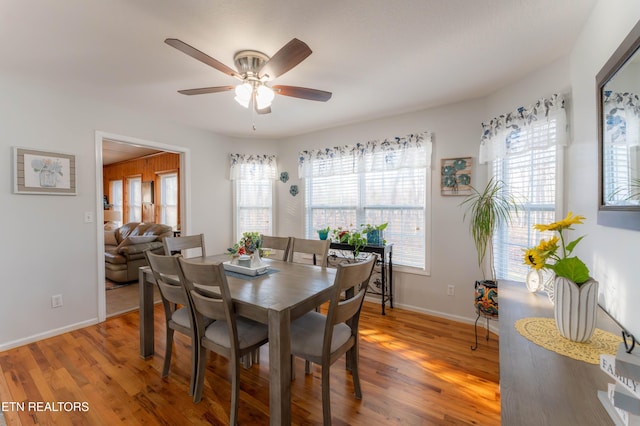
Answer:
[233, 50, 270, 78]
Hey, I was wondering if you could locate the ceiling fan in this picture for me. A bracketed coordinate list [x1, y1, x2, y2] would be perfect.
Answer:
[165, 38, 332, 114]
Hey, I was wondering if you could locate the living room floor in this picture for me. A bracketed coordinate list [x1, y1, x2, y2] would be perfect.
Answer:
[106, 281, 161, 317]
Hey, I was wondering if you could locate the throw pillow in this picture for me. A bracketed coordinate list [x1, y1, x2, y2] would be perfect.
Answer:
[104, 230, 118, 246]
[128, 235, 158, 244]
[117, 235, 158, 250]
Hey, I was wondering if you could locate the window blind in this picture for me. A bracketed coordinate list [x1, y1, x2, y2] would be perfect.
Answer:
[160, 173, 178, 227]
[493, 144, 558, 281]
[305, 152, 428, 269]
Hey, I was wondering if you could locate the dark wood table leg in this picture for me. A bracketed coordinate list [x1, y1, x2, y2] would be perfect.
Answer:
[268, 308, 291, 425]
[139, 267, 154, 359]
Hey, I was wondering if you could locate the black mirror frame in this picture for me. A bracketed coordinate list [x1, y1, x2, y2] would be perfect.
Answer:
[597, 19, 640, 231]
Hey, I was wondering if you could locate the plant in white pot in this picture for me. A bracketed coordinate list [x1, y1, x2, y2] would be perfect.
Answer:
[523, 212, 597, 342]
[461, 177, 519, 350]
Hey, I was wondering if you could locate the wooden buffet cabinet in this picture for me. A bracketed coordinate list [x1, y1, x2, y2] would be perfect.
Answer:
[499, 280, 620, 425]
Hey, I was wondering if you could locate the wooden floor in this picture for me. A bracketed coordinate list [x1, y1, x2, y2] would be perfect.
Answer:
[0, 302, 500, 425]
[106, 282, 162, 317]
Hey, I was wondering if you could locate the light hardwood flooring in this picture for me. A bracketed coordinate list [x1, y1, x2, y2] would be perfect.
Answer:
[106, 282, 161, 317]
[0, 301, 500, 425]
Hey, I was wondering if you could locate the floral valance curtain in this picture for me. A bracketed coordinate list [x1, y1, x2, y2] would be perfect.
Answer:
[298, 132, 432, 178]
[479, 94, 567, 164]
[603, 91, 640, 147]
[229, 154, 278, 180]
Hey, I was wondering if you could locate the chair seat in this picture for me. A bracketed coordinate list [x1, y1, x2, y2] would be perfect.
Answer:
[290, 311, 351, 357]
[171, 306, 192, 328]
[172, 306, 214, 329]
[204, 317, 268, 350]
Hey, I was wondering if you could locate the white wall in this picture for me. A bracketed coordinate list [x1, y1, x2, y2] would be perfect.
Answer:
[0, 76, 235, 349]
[568, 0, 640, 338]
[277, 99, 493, 322]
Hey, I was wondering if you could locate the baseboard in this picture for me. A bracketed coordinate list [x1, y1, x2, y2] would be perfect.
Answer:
[0, 318, 99, 352]
[366, 297, 500, 336]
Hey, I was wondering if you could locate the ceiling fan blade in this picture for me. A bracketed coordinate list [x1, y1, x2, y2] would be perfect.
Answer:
[259, 38, 312, 80]
[165, 38, 242, 80]
[177, 86, 234, 95]
[272, 85, 332, 102]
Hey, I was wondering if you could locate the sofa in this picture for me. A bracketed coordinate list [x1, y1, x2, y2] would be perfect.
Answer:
[104, 222, 173, 283]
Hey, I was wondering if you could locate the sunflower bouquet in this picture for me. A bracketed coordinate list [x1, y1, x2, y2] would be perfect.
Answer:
[523, 212, 590, 285]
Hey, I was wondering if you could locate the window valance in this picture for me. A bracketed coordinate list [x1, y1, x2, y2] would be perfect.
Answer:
[479, 94, 567, 164]
[603, 91, 640, 147]
[298, 132, 432, 178]
[229, 154, 278, 180]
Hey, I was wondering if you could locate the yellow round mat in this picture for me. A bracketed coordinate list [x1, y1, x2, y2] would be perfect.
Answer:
[515, 317, 622, 364]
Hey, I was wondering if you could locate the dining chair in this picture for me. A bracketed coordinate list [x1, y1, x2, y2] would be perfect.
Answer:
[144, 251, 202, 396]
[163, 234, 206, 257]
[288, 237, 330, 267]
[260, 235, 291, 261]
[177, 257, 269, 424]
[289, 255, 376, 425]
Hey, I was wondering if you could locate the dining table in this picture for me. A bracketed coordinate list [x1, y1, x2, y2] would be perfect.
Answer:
[138, 254, 336, 426]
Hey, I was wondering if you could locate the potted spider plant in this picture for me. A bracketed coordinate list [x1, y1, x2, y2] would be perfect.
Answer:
[461, 177, 519, 342]
[461, 177, 519, 284]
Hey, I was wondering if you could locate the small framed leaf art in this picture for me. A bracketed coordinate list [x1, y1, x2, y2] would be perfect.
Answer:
[441, 157, 472, 196]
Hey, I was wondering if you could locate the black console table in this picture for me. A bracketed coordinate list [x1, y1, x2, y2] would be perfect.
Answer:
[328, 242, 393, 315]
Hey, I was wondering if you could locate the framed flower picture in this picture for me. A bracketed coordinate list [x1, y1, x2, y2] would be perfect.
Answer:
[13, 147, 76, 195]
[441, 157, 472, 196]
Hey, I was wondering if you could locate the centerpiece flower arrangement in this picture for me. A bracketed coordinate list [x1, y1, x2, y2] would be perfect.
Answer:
[523, 211, 589, 284]
[523, 212, 597, 343]
[227, 231, 262, 256]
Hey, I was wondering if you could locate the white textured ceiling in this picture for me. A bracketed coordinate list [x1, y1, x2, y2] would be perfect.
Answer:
[1, 0, 596, 139]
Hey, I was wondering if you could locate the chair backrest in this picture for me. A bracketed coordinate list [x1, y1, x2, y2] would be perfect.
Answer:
[163, 234, 206, 258]
[260, 235, 291, 261]
[177, 258, 238, 346]
[288, 238, 330, 267]
[144, 251, 190, 308]
[324, 255, 376, 351]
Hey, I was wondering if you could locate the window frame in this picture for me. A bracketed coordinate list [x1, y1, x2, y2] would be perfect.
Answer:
[159, 172, 178, 227]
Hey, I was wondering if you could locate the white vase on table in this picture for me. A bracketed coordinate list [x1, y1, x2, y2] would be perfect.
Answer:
[553, 276, 599, 343]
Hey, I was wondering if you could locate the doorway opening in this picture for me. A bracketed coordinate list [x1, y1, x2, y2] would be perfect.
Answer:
[95, 131, 190, 321]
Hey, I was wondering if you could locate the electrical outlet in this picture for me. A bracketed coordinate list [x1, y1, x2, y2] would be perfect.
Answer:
[51, 294, 63, 308]
[447, 285, 455, 296]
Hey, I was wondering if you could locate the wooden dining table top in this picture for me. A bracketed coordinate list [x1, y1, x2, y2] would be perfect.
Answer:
[181, 254, 336, 322]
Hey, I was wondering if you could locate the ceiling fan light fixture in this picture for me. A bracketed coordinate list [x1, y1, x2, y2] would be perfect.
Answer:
[234, 82, 252, 108]
[256, 84, 275, 109]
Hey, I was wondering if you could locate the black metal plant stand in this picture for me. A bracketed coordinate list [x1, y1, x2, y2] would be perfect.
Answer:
[471, 280, 498, 351]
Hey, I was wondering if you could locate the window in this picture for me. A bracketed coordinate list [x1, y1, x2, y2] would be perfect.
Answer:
[229, 154, 277, 240]
[299, 132, 432, 269]
[127, 176, 142, 222]
[109, 179, 123, 226]
[235, 178, 273, 239]
[492, 146, 560, 281]
[159, 173, 178, 227]
[481, 94, 566, 282]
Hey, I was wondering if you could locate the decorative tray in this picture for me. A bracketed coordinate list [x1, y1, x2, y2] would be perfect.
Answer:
[223, 261, 270, 276]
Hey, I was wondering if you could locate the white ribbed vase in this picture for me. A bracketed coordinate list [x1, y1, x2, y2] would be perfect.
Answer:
[553, 277, 599, 343]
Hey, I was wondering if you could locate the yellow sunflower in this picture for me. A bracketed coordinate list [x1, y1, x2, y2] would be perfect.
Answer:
[536, 236, 559, 254]
[524, 248, 544, 269]
[533, 211, 585, 232]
